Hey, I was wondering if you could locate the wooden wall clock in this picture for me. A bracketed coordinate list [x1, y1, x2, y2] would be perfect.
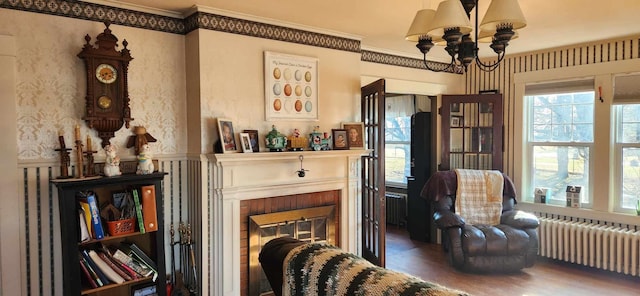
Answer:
[78, 22, 133, 148]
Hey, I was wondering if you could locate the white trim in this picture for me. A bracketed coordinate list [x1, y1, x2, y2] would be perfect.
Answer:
[205, 150, 367, 296]
[361, 75, 447, 96]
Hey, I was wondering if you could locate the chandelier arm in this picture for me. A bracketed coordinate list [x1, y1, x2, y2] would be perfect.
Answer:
[474, 51, 506, 72]
[422, 53, 455, 72]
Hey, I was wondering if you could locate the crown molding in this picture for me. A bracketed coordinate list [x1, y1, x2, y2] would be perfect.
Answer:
[81, 0, 183, 18]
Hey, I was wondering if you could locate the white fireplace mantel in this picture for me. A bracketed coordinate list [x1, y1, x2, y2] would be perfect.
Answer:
[202, 150, 368, 296]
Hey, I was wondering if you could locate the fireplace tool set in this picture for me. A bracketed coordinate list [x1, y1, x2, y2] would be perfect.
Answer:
[169, 222, 198, 296]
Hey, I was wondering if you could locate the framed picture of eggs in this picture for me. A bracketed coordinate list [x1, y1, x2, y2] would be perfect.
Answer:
[264, 51, 319, 121]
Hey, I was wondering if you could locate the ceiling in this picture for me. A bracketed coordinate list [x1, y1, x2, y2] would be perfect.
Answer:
[106, 0, 640, 61]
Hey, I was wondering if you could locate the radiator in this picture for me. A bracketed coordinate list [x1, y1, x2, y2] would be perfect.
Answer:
[539, 217, 640, 277]
[385, 193, 407, 226]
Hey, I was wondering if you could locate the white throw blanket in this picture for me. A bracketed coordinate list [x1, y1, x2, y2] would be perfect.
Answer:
[454, 169, 503, 225]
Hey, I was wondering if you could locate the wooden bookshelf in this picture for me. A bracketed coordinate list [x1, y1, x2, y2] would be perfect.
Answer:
[52, 173, 167, 296]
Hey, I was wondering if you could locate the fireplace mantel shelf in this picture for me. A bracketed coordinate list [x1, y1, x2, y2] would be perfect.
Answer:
[209, 149, 370, 163]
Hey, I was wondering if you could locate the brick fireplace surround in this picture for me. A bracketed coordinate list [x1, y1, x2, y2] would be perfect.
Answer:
[202, 150, 367, 296]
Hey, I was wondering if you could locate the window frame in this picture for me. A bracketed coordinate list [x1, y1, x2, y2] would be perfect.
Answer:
[513, 60, 640, 217]
[612, 104, 640, 214]
[524, 90, 595, 208]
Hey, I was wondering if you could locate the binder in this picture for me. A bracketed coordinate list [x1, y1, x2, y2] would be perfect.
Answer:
[131, 189, 146, 234]
[140, 185, 158, 232]
[86, 193, 105, 239]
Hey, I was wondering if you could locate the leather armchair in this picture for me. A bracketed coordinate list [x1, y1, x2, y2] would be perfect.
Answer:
[423, 171, 539, 273]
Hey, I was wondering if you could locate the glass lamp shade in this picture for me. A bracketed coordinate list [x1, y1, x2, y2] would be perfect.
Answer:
[405, 9, 442, 43]
[480, 0, 527, 31]
[427, 0, 472, 38]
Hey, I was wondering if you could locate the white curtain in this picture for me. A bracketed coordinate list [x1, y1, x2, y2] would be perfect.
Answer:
[386, 95, 415, 118]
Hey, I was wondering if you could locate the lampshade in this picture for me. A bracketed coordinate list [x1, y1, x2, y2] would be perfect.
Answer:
[477, 30, 519, 43]
[427, 0, 472, 38]
[480, 0, 527, 31]
[405, 9, 437, 42]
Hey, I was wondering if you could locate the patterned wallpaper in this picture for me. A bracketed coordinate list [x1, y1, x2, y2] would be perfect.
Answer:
[1, 9, 186, 160]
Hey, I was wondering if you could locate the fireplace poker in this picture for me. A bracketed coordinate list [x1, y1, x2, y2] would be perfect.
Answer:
[187, 224, 198, 294]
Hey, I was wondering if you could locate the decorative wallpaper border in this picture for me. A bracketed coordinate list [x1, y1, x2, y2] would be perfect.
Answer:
[361, 50, 462, 74]
[0, 0, 185, 34]
[0, 0, 443, 69]
[185, 11, 360, 53]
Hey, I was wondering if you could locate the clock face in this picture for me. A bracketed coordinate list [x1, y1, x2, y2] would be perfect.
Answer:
[96, 64, 117, 84]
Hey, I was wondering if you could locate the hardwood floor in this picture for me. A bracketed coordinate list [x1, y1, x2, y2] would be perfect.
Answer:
[385, 226, 640, 296]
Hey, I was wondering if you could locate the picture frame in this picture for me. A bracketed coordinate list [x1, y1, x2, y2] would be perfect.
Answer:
[451, 116, 463, 127]
[243, 129, 260, 152]
[239, 132, 253, 153]
[217, 118, 239, 153]
[451, 102, 460, 113]
[264, 51, 319, 121]
[479, 102, 494, 113]
[331, 129, 349, 150]
[341, 122, 364, 149]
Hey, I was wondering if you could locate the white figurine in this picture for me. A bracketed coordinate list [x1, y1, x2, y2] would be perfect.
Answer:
[103, 144, 122, 177]
[136, 143, 155, 174]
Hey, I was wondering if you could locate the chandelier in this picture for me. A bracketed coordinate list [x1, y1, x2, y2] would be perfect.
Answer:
[405, 0, 526, 73]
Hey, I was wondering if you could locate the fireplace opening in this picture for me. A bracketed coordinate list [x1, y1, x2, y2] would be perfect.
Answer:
[249, 205, 336, 296]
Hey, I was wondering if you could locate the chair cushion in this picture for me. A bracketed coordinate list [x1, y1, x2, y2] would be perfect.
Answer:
[462, 224, 529, 256]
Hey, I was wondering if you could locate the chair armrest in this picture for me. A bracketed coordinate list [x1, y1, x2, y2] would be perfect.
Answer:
[433, 210, 465, 229]
[501, 210, 539, 229]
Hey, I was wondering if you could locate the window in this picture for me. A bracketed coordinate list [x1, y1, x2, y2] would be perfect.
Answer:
[385, 95, 414, 186]
[525, 80, 594, 206]
[614, 104, 640, 212]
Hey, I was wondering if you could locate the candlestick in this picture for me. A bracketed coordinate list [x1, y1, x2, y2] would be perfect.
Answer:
[74, 124, 80, 142]
[55, 131, 72, 179]
[86, 135, 92, 151]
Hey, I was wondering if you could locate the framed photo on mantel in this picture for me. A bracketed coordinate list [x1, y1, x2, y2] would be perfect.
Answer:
[264, 51, 319, 121]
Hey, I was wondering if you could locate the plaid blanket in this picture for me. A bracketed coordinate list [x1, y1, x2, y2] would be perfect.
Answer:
[283, 243, 469, 296]
[454, 169, 503, 225]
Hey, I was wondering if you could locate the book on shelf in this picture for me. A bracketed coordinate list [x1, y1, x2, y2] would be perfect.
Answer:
[140, 185, 158, 232]
[79, 200, 93, 239]
[111, 248, 153, 278]
[120, 242, 158, 281]
[125, 242, 158, 272]
[81, 249, 109, 285]
[86, 193, 105, 239]
[100, 244, 138, 280]
[97, 251, 133, 281]
[78, 209, 90, 242]
[88, 250, 125, 284]
[78, 255, 99, 288]
[131, 189, 146, 234]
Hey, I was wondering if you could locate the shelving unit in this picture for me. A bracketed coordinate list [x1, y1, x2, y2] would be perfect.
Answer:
[51, 172, 167, 296]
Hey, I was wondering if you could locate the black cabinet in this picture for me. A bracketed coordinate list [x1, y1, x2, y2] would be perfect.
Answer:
[51, 173, 167, 296]
[407, 112, 436, 242]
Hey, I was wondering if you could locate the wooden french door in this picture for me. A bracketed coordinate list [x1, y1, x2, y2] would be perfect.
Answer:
[361, 79, 385, 267]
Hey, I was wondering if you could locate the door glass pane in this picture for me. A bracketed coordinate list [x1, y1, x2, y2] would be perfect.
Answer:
[450, 129, 463, 152]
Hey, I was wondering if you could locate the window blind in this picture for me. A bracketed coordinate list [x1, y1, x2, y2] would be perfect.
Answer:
[524, 79, 594, 96]
[613, 74, 640, 104]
